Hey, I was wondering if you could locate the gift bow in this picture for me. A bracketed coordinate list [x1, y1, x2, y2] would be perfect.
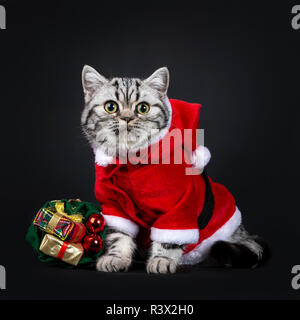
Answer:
[44, 202, 83, 235]
[54, 201, 83, 223]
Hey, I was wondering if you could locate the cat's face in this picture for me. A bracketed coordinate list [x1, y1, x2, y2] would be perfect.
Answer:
[81, 66, 172, 156]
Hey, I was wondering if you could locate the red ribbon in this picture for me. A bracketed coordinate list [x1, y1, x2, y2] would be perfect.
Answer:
[57, 241, 70, 260]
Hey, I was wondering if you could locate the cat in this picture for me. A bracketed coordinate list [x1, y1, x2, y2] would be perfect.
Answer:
[81, 65, 269, 274]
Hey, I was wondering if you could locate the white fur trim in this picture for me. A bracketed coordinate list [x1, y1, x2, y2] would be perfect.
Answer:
[179, 207, 242, 265]
[95, 147, 114, 167]
[191, 145, 211, 171]
[150, 227, 199, 245]
[102, 214, 139, 238]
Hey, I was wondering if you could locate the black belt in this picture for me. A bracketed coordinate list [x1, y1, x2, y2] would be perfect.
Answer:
[197, 170, 215, 230]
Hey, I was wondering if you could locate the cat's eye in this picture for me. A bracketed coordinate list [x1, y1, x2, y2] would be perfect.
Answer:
[136, 102, 150, 115]
[104, 101, 119, 114]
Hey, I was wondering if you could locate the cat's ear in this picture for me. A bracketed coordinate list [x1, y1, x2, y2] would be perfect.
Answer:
[144, 67, 169, 95]
[82, 65, 108, 100]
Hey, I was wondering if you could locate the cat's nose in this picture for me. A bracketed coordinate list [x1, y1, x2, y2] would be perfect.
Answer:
[120, 115, 134, 123]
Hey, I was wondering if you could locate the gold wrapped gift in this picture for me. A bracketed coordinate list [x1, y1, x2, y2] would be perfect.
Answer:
[39, 234, 84, 266]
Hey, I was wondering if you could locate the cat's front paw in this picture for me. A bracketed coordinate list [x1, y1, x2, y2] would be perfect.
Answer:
[96, 255, 131, 272]
[146, 257, 177, 274]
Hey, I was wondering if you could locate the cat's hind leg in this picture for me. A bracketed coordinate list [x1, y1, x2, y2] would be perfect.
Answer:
[96, 229, 136, 272]
[208, 225, 270, 268]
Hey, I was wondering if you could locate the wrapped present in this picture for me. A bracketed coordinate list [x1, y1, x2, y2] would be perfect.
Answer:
[33, 208, 86, 243]
[50, 201, 84, 223]
[39, 234, 84, 266]
[26, 198, 106, 268]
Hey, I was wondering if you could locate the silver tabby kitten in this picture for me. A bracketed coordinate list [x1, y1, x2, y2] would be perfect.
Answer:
[81, 66, 182, 273]
[81, 66, 267, 273]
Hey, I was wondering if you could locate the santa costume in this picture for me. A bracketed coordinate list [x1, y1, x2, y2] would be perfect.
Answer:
[94, 99, 242, 265]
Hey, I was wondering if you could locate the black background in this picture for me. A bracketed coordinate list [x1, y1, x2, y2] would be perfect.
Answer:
[0, 0, 299, 299]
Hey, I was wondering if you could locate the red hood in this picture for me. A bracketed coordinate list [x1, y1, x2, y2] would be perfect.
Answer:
[169, 98, 202, 132]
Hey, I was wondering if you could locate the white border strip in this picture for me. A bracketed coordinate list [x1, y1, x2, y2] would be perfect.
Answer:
[150, 227, 199, 245]
[179, 207, 242, 265]
[102, 214, 139, 238]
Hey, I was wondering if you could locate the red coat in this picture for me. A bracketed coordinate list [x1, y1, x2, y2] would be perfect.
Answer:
[94, 99, 242, 265]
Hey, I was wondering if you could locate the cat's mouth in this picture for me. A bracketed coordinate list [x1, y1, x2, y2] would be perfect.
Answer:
[116, 122, 139, 135]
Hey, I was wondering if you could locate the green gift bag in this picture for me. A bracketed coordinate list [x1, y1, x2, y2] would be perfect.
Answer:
[26, 199, 106, 268]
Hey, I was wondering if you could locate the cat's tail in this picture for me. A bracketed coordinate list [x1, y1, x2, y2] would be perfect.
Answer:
[209, 225, 270, 268]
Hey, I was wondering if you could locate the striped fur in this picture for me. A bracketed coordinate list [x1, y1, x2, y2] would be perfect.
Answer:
[147, 242, 185, 274]
[96, 229, 136, 272]
[81, 66, 171, 157]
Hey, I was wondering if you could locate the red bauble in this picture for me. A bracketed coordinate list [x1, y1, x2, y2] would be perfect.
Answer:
[83, 234, 103, 254]
[85, 213, 105, 233]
